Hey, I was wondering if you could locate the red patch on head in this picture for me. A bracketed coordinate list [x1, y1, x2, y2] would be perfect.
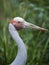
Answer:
[11, 19, 14, 24]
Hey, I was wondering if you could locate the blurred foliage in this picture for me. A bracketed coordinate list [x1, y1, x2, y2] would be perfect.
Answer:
[0, 0, 49, 65]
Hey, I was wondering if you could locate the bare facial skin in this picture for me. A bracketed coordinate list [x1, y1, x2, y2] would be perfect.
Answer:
[14, 21, 23, 30]
[10, 18, 48, 31]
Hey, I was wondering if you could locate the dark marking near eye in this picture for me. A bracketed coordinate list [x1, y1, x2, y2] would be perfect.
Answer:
[18, 21, 21, 23]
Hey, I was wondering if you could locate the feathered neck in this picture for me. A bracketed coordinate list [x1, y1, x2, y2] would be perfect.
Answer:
[9, 23, 27, 65]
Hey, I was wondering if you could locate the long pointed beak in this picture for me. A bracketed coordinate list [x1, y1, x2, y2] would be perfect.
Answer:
[24, 21, 48, 31]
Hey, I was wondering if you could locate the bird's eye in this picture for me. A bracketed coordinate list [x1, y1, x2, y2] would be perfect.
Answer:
[18, 21, 21, 23]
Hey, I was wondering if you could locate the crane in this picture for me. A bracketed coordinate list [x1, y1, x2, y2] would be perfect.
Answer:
[9, 17, 47, 65]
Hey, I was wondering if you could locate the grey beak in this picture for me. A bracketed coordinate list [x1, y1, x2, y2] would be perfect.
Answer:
[24, 21, 48, 31]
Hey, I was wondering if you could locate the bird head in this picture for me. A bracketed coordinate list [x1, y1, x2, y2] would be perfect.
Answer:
[10, 17, 48, 31]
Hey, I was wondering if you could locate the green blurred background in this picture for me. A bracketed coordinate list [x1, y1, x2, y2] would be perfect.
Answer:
[0, 0, 49, 65]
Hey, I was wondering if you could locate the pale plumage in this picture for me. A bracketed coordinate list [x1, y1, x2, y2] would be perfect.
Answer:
[9, 17, 47, 65]
[9, 23, 27, 65]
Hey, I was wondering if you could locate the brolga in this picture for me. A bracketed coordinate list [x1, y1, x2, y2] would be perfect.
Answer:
[9, 17, 47, 65]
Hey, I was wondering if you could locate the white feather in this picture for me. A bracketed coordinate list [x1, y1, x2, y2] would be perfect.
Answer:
[14, 17, 24, 22]
[9, 23, 27, 65]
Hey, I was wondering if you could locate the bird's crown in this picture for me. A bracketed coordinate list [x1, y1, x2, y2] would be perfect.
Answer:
[14, 17, 24, 22]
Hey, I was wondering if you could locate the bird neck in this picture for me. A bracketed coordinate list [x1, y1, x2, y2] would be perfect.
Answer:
[9, 23, 27, 65]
